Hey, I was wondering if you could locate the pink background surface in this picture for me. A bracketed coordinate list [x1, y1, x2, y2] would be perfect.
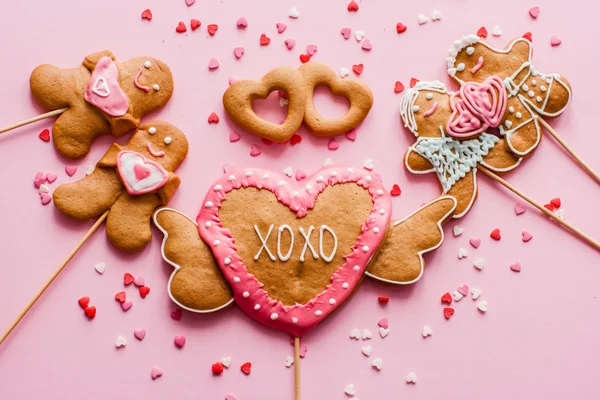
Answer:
[0, 0, 599, 399]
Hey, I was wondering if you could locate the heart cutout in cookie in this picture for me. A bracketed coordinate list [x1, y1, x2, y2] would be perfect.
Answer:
[198, 166, 391, 337]
[117, 151, 169, 195]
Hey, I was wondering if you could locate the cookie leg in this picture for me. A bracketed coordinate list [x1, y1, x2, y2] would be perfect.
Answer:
[446, 170, 477, 218]
[154, 208, 233, 312]
[52, 105, 107, 159]
[365, 196, 457, 284]
[53, 168, 123, 220]
[106, 192, 161, 252]
[480, 137, 522, 173]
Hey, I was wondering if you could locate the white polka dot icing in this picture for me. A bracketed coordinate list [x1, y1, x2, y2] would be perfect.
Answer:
[342, 282, 349, 289]
[233, 277, 240, 283]
[515, 112, 522, 119]
[456, 63, 465, 72]
[164, 136, 172, 144]
[528, 91, 535, 98]
[466, 46, 475, 55]
[426, 93, 433, 100]
[205, 201, 214, 208]
[315, 310, 323, 316]
[329, 298, 336, 305]
[153, 84, 160, 91]
[412, 105, 420, 112]
[214, 185, 222, 191]
[508, 106, 515, 114]
[536, 96, 542, 103]
[243, 291, 250, 298]
[144, 61, 151, 69]
[271, 313, 279, 320]
[148, 127, 157, 134]
[505, 120, 512, 129]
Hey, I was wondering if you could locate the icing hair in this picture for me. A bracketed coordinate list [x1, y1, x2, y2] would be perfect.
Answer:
[399, 81, 449, 136]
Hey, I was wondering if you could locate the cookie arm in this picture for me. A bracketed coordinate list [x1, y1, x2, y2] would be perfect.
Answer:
[82, 50, 115, 71]
[97, 143, 125, 168]
[157, 173, 181, 205]
[405, 147, 435, 174]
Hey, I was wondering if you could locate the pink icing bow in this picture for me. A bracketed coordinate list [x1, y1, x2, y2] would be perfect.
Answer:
[446, 76, 507, 138]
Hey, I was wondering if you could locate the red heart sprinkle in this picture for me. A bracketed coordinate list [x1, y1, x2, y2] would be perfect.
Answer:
[171, 308, 182, 321]
[544, 204, 555, 212]
[390, 184, 401, 196]
[394, 81, 405, 93]
[208, 24, 218, 35]
[396, 22, 407, 34]
[443, 307, 454, 320]
[522, 32, 533, 42]
[477, 26, 488, 38]
[212, 362, 224, 375]
[139, 286, 151, 298]
[84, 306, 96, 319]
[441, 292, 452, 304]
[378, 296, 389, 303]
[299, 53, 311, 63]
[124, 273, 135, 285]
[115, 291, 126, 303]
[240, 362, 252, 375]
[175, 21, 187, 33]
[261, 138, 273, 146]
[208, 112, 220, 123]
[260, 33, 271, 45]
[141, 9, 153, 21]
[347, 0, 359, 11]
[410, 78, 419, 88]
[191, 19, 201, 31]
[550, 198, 561, 209]
[290, 134, 302, 146]
[278, 90, 287, 99]
[352, 64, 364, 75]
[39, 129, 50, 142]
[78, 296, 90, 309]
[490, 228, 501, 241]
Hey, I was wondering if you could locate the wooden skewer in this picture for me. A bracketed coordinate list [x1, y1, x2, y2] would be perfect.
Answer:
[0, 210, 109, 346]
[477, 166, 600, 251]
[539, 118, 600, 184]
[294, 336, 301, 400]
[0, 108, 67, 135]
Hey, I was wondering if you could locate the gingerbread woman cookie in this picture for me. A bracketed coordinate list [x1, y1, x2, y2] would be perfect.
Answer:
[30, 50, 174, 159]
[53, 121, 188, 252]
[446, 35, 572, 156]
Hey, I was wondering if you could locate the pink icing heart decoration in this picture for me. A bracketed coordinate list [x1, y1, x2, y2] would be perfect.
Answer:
[117, 151, 169, 196]
[208, 57, 220, 70]
[361, 39, 372, 51]
[345, 130, 357, 141]
[65, 165, 77, 177]
[121, 300, 133, 311]
[233, 47, 245, 59]
[236, 17, 248, 28]
[469, 237, 481, 248]
[134, 329, 146, 340]
[276, 22, 287, 33]
[284, 38, 296, 50]
[341, 27, 351, 39]
[457, 284, 469, 296]
[185, 0, 195, 6]
[510, 261, 522, 272]
[197, 166, 392, 337]
[151, 367, 163, 380]
[46, 172, 58, 183]
[377, 317, 388, 329]
[328, 138, 339, 150]
[522, 231, 533, 242]
[40, 192, 52, 205]
[295, 169, 306, 181]
[249, 145, 261, 157]
[229, 131, 241, 142]
[515, 202, 526, 215]
[306, 44, 318, 55]
[446, 93, 486, 138]
[84, 56, 129, 117]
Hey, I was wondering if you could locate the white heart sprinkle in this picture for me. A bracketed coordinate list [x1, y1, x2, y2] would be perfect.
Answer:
[361, 345, 372, 356]
[221, 356, 232, 368]
[323, 158, 333, 166]
[362, 329, 372, 340]
[288, 7, 299, 18]
[344, 384, 356, 396]
[379, 327, 390, 338]
[473, 258, 485, 270]
[406, 372, 417, 383]
[283, 166, 293, 177]
[453, 290, 464, 301]
[285, 356, 294, 368]
[556, 208, 565, 219]
[492, 25, 502, 36]
[350, 328, 361, 339]
[453, 225, 463, 236]
[85, 164, 95, 175]
[115, 336, 127, 348]
[471, 289, 482, 300]
[340, 67, 350, 78]
[279, 97, 289, 107]
[477, 301, 488, 312]
[418, 14, 428, 25]
[431, 10, 442, 21]
[38, 184, 50, 194]
[363, 159, 374, 170]
[422, 326, 433, 337]
[354, 31, 365, 41]
[94, 262, 106, 274]
[372, 358, 383, 370]
[457, 247, 468, 259]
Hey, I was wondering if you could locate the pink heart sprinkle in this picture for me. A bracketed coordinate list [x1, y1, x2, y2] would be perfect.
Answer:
[284, 38, 296, 50]
[151, 367, 163, 380]
[522, 231, 533, 242]
[295, 170, 306, 181]
[515, 202, 526, 215]
[33, 171, 46, 188]
[236, 17, 248, 28]
[306, 44, 317, 55]
[299, 344, 308, 358]
[40, 192, 52, 205]
[276, 22, 287, 33]
[345, 130, 357, 141]
[228, 77, 238, 86]
[469, 237, 481, 248]
[65, 165, 77, 177]
[121, 301, 133, 311]
[510, 261, 522, 272]
[185, 0, 195, 6]
[229, 131, 241, 142]
[174, 335, 186, 348]
[529, 6, 540, 19]
[341, 27, 351, 39]
[46, 172, 57, 183]
[361, 39, 372, 51]
[134, 276, 146, 287]
[233, 47, 245, 59]
[457, 284, 469, 296]
[250, 145, 261, 157]
[208, 57, 220, 69]
[550, 35, 562, 46]
[377, 317, 388, 329]
[328, 138, 339, 151]
[225, 395, 239, 400]
[134, 329, 146, 340]
[171, 308, 182, 321]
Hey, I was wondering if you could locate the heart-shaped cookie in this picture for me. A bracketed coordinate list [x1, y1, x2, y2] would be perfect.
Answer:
[222, 66, 306, 143]
[299, 62, 373, 137]
[197, 166, 391, 336]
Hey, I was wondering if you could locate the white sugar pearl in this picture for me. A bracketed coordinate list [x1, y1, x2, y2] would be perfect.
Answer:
[254, 304, 261, 310]
[205, 201, 214, 208]
[316, 176, 324, 183]
[426, 93, 433, 100]
[315, 310, 323, 316]
[164, 136, 172, 144]
[148, 127, 157, 134]
[516, 112, 522, 119]
[412, 105, 420, 112]
[213, 240, 220, 246]
[271, 313, 279, 320]
[305, 184, 312, 191]
[522, 84, 529, 91]
[292, 317, 298, 323]
[205, 221, 212, 228]
[373, 227, 380, 233]
[144, 61, 151, 69]
[376, 189, 384, 195]
[229, 175, 236, 181]
[153, 84, 160, 91]
[466, 46, 475, 55]
[379, 209, 386, 215]
[263, 173, 270, 179]
[279, 180, 286, 186]
[353, 265, 360, 271]
[224, 257, 231, 265]
[456, 63, 465, 72]
[362, 245, 369, 252]
[508, 106, 515, 113]
[329, 298, 336, 305]
[365, 176, 372, 182]
[245, 171, 253, 177]
[214, 185, 222, 191]
[233, 277, 240, 283]
[347, 168, 354, 174]
[243, 291, 250, 298]
[342, 282, 349, 289]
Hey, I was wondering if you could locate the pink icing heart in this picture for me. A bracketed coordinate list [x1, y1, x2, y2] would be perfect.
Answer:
[284, 38, 296, 50]
[236, 17, 248, 28]
[361, 39, 372, 51]
[529, 6, 540, 18]
[469, 237, 481, 248]
[229, 131, 241, 142]
[233, 47, 245, 59]
[276, 22, 287, 33]
[295, 169, 306, 181]
[170, 308, 182, 321]
[377, 317, 388, 329]
[65, 165, 77, 177]
[151, 367, 163, 380]
[328, 138, 339, 150]
[522, 231, 533, 242]
[250, 145, 261, 157]
[515, 202, 526, 215]
[174, 335, 186, 348]
[510, 261, 522, 272]
[208, 57, 220, 70]
[116, 151, 169, 195]
[197, 166, 392, 337]
[341, 27, 351, 39]
[84, 56, 129, 117]
[446, 94, 486, 138]
[46, 172, 58, 183]
[345, 130, 357, 141]
[185, 0, 195, 6]
[134, 164, 151, 182]
[33, 171, 46, 188]
[550, 35, 562, 46]
[306, 44, 318, 55]
[134, 276, 146, 287]
[121, 301, 133, 311]
[134, 329, 146, 340]
[40, 192, 52, 205]
[457, 284, 469, 296]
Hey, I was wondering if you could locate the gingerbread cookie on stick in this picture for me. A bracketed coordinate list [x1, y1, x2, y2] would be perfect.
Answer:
[29, 50, 174, 159]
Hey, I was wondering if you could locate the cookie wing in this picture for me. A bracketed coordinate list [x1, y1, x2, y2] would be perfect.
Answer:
[153, 208, 234, 313]
[365, 196, 457, 284]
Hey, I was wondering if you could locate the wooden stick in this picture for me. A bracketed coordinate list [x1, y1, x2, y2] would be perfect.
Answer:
[539, 118, 600, 184]
[0, 210, 109, 346]
[477, 166, 600, 251]
[0, 108, 67, 135]
[294, 336, 301, 400]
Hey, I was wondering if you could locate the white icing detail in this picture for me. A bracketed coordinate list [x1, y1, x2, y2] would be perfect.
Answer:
[224, 257, 231, 265]
[164, 136, 172, 144]
[365, 176, 372, 182]
[342, 282, 349, 289]
[243, 291, 250, 298]
[528, 90, 535, 97]
[278, 180, 286, 186]
[353, 265, 360, 271]
[276, 225, 294, 262]
[466, 46, 475, 55]
[305, 184, 312, 191]
[522, 84, 529, 91]
[254, 304, 261, 310]
[213, 240, 220, 246]
[329, 298, 336, 305]
[153, 84, 160, 91]
[292, 317, 298, 323]
[214, 185, 222, 191]
[379, 209, 386, 215]
[271, 313, 279, 320]
[263, 173, 270, 179]
[316, 176, 324, 183]
[254, 224, 277, 261]
[426, 93, 433, 100]
[315, 310, 322, 316]
[144, 61, 151, 69]
[412, 105, 420, 112]
[531, 79, 537, 86]
[373, 227, 380, 233]
[91, 76, 110, 97]
[205, 221, 212, 228]
[508, 106, 515, 113]
[291, 191, 299, 198]
[229, 175, 236, 181]
[319, 225, 338, 263]
[347, 168, 354, 174]
[299, 226, 318, 262]
[446, 34, 480, 70]
[245, 171, 253, 177]
[330, 171, 338, 177]
[516, 112, 522, 119]
[505, 120, 512, 129]
[233, 277, 241, 283]
[540, 85, 547, 92]
[376, 189, 384, 195]
[362, 245, 369, 252]
[546, 78, 552, 84]
[399, 81, 450, 135]
[205, 201, 214, 208]
[148, 127, 157, 134]
[456, 63, 465, 72]
[536, 96, 542, 103]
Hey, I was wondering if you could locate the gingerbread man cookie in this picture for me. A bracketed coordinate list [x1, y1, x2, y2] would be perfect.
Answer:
[446, 35, 572, 156]
[30, 50, 174, 159]
[53, 121, 188, 252]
